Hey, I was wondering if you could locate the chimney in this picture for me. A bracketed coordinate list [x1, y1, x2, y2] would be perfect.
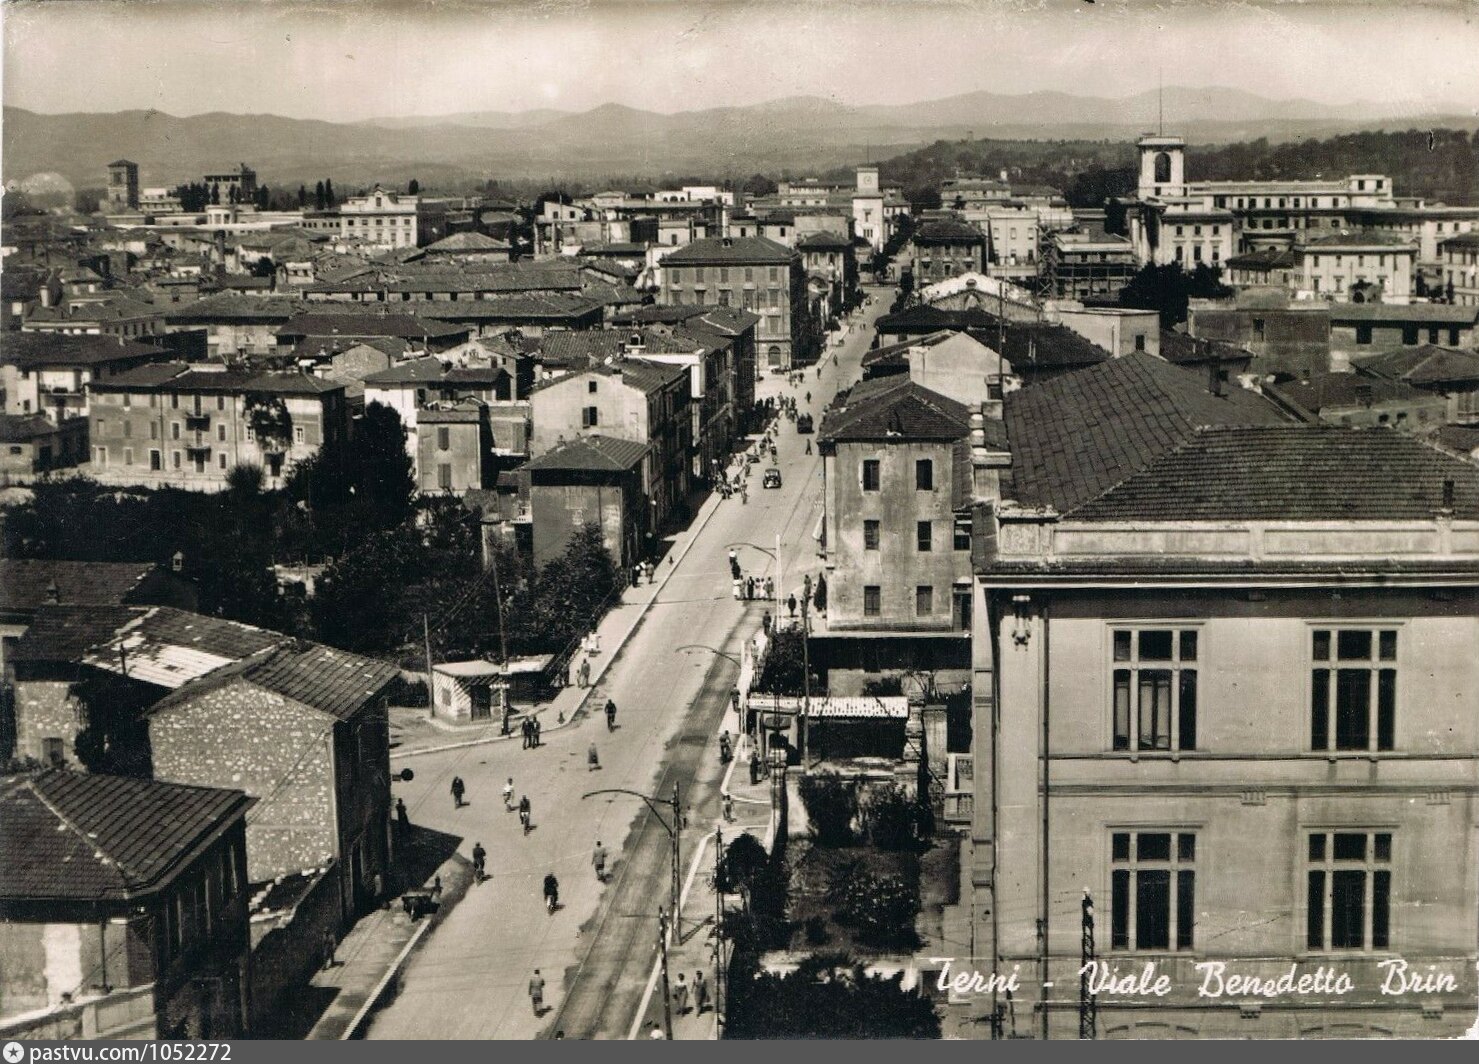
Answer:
[1207, 360, 1223, 397]
[1354, 382, 1373, 408]
[1441, 478, 1456, 513]
[44, 577, 60, 605]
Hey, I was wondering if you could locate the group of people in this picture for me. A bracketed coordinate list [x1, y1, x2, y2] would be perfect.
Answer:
[520, 715, 543, 748]
[629, 560, 654, 587]
[731, 574, 773, 602]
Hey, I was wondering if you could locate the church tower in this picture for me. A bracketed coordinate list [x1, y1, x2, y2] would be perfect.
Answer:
[1136, 134, 1185, 200]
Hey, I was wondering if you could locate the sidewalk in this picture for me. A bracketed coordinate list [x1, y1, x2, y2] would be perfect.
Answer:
[304, 850, 475, 1039]
[390, 482, 728, 760]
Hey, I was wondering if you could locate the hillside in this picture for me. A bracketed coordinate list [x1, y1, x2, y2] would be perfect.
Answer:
[4, 85, 1474, 191]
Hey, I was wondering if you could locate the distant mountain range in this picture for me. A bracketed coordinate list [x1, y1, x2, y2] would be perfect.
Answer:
[5, 86, 1474, 191]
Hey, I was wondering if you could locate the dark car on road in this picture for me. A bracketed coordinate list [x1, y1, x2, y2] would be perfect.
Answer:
[763, 468, 782, 489]
[796, 413, 814, 434]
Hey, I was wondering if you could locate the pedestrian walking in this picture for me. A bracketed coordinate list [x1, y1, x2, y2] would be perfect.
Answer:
[395, 797, 410, 832]
[694, 971, 710, 1014]
[528, 969, 546, 1015]
[750, 749, 762, 785]
[472, 841, 486, 881]
[532, 717, 542, 747]
[543, 872, 560, 913]
[502, 777, 514, 811]
[732, 578, 742, 600]
[450, 776, 466, 809]
[321, 929, 337, 970]
[519, 795, 532, 834]
[762, 610, 772, 635]
[673, 973, 690, 1015]
[745, 576, 754, 600]
[723, 792, 735, 823]
[592, 840, 608, 881]
[605, 699, 617, 730]
[648, 1023, 666, 1039]
[740, 483, 748, 505]
[764, 577, 774, 600]
[805, 439, 812, 454]
[787, 593, 798, 618]
[633, 563, 642, 587]
[587, 742, 600, 771]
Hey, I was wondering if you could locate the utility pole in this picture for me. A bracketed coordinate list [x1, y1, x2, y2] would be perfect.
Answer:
[658, 907, 674, 1039]
[422, 613, 434, 716]
[775, 530, 783, 611]
[714, 827, 726, 1030]
[1079, 891, 1097, 1039]
[799, 574, 812, 766]
[490, 557, 511, 735]
[670, 782, 682, 924]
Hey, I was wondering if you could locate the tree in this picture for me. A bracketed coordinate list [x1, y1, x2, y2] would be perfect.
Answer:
[860, 783, 929, 851]
[353, 401, 417, 531]
[724, 953, 939, 1039]
[210, 183, 220, 205]
[742, 173, 778, 197]
[74, 189, 103, 215]
[250, 256, 277, 278]
[408, 179, 420, 195]
[243, 394, 294, 455]
[298, 184, 308, 208]
[1118, 262, 1231, 328]
[797, 771, 859, 846]
[311, 526, 423, 653]
[324, 179, 337, 208]
[832, 866, 922, 948]
[752, 629, 819, 695]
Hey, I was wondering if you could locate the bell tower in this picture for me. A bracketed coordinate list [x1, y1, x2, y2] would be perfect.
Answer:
[1137, 135, 1185, 200]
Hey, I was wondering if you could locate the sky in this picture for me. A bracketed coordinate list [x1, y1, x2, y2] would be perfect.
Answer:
[3, 0, 1477, 122]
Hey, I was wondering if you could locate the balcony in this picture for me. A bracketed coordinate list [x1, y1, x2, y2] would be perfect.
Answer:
[184, 414, 211, 432]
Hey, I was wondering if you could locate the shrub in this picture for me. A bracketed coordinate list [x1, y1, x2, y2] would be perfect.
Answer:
[719, 832, 770, 894]
[861, 783, 929, 851]
[724, 952, 939, 1039]
[798, 771, 859, 846]
[833, 867, 921, 949]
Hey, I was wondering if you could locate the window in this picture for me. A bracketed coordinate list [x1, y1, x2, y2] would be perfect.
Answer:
[217, 424, 226, 442]
[861, 459, 880, 491]
[1355, 324, 1373, 345]
[917, 521, 933, 552]
[1307, 831, 1392, 950]
[953, 514, 972, 551]
[1252, 318, 1266, 342]
[1134, 333, 1146, 352]
[1311, 628, 1397, 751]
[218, 453, 227, 470]
[294, 426, 305, 444]
[171, 422, 181, 440]
[863, 586, 881, 617]
[150, 449, 161, 471]
[1402, 326, 1419, 345]
[1112, 628, 1198, 752]
[123, 448, 133, 466]
[438, 463, 452, 490]
[1111, 831, 1196, 951]
[863, 520, 880, 550]
[915, 458, 933, 491]
[582, 406, 599, 428]
[437, 427, 450, 451]
[588, 379, 598, 393]
[172, 451, 181, 469]
[43, 737, 66, 766]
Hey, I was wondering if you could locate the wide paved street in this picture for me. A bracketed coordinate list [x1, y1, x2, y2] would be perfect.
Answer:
[365, 289, 890, 1040]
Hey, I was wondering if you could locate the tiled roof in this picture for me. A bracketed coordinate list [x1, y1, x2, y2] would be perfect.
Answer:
[662, 236, 794, 265]
[613, 358, 689, 394]
[396, 294, 602, 321]
[1225, 248, 1295, 270]
[876, 305, 1003, 336]
[91, 362, 345, 396]
[8, 605, 145, 664]
[1003, 352, 1290, 512]
[0, 413, 64, 442]
[1327, 303, 1479, 325]
[83, 607, 286, 689]
[0, 333, 165, 368]
[821, 376, 974, 444]
[0, 770, 252, 903]
[912, 219, 987, 245]
[424, 232, 511, 252]
[239, 643, 399, 720]
[1071, 425, 1479, 521]
[1303, 230, 1417, 249]
[1433, 423, 1479, 457]
[1265, 373, 1435, 415]
[966, 320, 1113, 372]
[163, 294, 303, 323]
[276, 313, 467, 340]
[1352, 345, 1479, 387]
[0, 560, 157, 613]
[796, 231, 852, 250]
[1158, 331, 1256, 367]
[524, 434, 649, 473]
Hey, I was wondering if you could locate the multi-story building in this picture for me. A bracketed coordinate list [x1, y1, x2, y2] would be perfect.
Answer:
[814, 375, 994, 696]
[2, 333, 169, 423]
[1, 771, 253, 1040]
[1223, 248, 1297, 289]
[1264, 372, 1449, 430]
[363, 356, 520, 478]
[87, 362, 349, 489]
[528, 357, 691, 530]
[203, 164, 258, 205]
[1327, 302, 1479, 368]
[1351, 344, 1479, 424]
[660, 235, 813, 371]
[948, 351, 1479, 1038]
[1187, 290, 1334, 379]
[1295, 231, 1416, 302]
[908, 218, 988, 285]
[1042, 230, 1138, 302]
[523, 435, 650, 569]
[1440, 231, 1479, 305]
[105, 159, 139, 211]
[797, 231, 859, 326]
[339, 185, 419, 250]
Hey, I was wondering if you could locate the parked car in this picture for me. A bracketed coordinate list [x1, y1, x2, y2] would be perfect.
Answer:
[796, 413, 814, 434]
[763, 468, 782, 489]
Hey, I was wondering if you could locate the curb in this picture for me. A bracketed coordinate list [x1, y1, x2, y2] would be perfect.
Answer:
[390, 486, 729, 762]
[338, 917, 433, 1040]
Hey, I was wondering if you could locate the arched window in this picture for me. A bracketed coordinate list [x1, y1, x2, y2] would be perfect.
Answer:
[1153, 152, 1172, 184]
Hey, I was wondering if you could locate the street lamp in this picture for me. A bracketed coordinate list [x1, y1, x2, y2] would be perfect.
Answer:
[581, 784, 684, 926]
